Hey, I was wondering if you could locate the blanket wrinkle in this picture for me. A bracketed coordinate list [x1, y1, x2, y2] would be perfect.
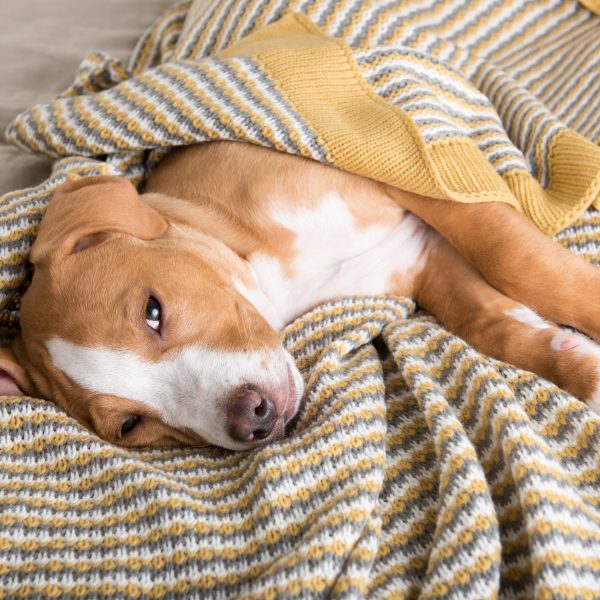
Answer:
[1, 0, 600, 598]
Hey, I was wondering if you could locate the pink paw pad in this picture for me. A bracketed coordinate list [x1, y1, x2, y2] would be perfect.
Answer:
[558, 337, 578, 351]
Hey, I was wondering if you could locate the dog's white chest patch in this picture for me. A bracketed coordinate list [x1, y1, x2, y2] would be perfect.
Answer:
[240, 192, 433, 325]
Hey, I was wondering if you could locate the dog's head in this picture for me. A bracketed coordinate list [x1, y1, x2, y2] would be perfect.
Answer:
[0, 176, 303, 450]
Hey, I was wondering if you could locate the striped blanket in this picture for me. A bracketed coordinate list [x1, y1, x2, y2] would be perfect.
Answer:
[2, 0, 600, 597]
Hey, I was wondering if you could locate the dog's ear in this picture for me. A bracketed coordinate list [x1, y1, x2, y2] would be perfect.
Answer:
[31, 176, 168, 265]
[0, 346, 35, 397]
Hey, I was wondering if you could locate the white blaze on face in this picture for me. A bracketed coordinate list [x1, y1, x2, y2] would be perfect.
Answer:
[46, 337, 304, 449]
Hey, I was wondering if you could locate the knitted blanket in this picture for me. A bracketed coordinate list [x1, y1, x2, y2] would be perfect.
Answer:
[2, 0, 600, 597]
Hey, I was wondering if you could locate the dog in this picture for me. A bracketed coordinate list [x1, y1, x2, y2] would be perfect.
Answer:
[1, 141, 599, 450]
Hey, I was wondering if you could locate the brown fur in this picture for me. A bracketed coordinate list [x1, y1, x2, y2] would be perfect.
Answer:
[3, 141, 600, 448]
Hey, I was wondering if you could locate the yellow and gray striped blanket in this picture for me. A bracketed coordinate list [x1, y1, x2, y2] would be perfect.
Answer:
[2, 0, 600, 597]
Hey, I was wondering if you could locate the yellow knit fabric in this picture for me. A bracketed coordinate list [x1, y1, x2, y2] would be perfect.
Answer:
[221, 13, 600, 232]
[1, 2, 600, 597]
[2, 0, 599, 324]
[5, 2, 600, 248]
[580, 0, 600, 15]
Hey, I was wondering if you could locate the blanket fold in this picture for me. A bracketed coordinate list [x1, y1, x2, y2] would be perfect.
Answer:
[1, 0, 600, 597]
[6, 9, 600, 236]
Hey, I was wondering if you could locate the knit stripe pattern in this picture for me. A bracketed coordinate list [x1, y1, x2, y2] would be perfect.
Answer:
[2, 0, 600, 327]
[1, 1, 600, 597]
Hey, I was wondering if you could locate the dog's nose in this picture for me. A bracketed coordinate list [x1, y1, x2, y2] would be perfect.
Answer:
[227, 387, 277, 442]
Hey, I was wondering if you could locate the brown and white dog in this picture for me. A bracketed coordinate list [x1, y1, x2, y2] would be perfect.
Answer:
[1, 141, 600, 450]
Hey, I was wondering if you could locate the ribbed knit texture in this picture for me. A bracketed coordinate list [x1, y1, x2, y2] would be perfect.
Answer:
[1, 1, 600, 597]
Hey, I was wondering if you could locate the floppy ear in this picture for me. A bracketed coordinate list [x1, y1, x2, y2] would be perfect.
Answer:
[31, 176, 168, 265]
[0, 346, 35, 397]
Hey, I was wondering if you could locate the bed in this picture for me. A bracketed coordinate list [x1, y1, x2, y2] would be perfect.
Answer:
[1, 1, 600, 597]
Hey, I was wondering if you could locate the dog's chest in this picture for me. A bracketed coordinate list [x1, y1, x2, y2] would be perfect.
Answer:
[243, 192, 433, 326]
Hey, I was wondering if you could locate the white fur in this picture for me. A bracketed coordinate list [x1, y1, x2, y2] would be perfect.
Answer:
[550, 330, 600, 415]
[46, 337, 303, 450]
[245, 192, 434, 325]
[506, 306, 550, 330]
[231, 276, 284, 331]
[550, 331, 600, 358]
[507, 307, 600, 414]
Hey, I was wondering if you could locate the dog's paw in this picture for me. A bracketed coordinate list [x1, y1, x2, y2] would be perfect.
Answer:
[551, 330, 600, 415]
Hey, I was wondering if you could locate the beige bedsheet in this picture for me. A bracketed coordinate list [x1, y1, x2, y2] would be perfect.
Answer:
[0, 0, 177, 195]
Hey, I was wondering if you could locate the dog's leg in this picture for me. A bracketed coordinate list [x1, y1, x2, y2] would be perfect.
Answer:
[411, 237, 600, 410]
[386, 188, 600, 340]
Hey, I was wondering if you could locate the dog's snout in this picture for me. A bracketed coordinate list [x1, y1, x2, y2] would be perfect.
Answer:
[227, 387, 278, 443]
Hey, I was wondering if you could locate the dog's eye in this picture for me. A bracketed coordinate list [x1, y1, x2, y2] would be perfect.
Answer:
[145, 296, 161, 331]
[121, 415, 140, 436]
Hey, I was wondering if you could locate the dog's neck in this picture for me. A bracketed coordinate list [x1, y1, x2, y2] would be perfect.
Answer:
[143, 192, 265, 259]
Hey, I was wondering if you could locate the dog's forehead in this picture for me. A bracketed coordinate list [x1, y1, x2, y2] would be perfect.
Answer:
[66, 235, 220, 301]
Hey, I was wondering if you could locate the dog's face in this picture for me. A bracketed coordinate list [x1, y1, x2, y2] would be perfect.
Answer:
[3, 176, 303, 450]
